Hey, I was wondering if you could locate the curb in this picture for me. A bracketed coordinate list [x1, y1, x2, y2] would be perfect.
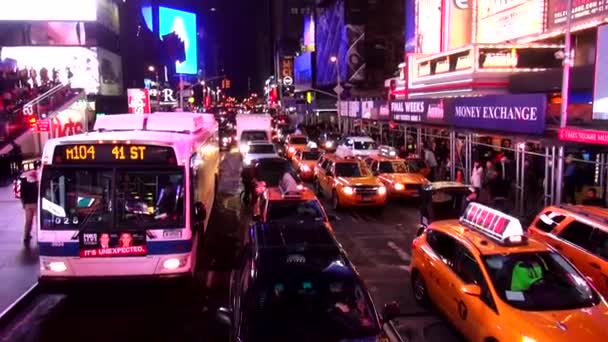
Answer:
[0, 283, 39, 329]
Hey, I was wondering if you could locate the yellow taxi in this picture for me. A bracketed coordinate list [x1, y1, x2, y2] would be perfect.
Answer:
[411, 202, 608, 342]
[284, 134, 309, 159]
[528, 205, 608, 298]
[292, 148, 323, 182]
[254, 173, 334, 229]
[313, 154, 386, 210]
[364, 146, 428, 198]
[406, 154, 431, 179]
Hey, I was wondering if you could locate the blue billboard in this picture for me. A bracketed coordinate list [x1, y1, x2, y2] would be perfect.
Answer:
[159, 6, 198, 74]
[315, 0, 347, 86]
[405, 0, 416, 53]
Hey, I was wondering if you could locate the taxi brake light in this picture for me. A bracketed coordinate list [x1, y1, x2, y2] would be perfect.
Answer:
[288, 146, 295, 153]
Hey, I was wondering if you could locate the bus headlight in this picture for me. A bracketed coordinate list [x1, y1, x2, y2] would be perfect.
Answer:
[394, 183, 405, 191]
[378, 186, 387, 195]
[44, 261, 67, 273]
[163, 258, 185, 270]
[342, 186, 354, 195]
[240, 144, 249, 153]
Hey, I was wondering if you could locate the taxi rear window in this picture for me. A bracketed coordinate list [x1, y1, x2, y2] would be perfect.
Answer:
[268, 200, 325, 222]
[290, 137, 308, 144]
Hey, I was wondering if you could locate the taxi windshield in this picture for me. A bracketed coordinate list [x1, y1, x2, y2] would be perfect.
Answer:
[302, 151, 322, 160]
[290, 137, 308, 145]
[335, 163, 368, 177]
[353, 141, 377, 150]
[483, 251, 600, 311]
[243, 273, 380, 341]
[268, 200, 325, 222]
[378, 161, 409, 173]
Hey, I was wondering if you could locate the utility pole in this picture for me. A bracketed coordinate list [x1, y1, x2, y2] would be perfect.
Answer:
[555, 0, 573, 205]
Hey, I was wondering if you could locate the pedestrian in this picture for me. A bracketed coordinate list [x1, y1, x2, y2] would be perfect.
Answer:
[19, 161, 39, 245]
[423, 143, 438, 181]
[582, 188, 604, 207]
[471, 161, 483, 190]
[482, 160, 498, 204]
[563, 155, 577, 204]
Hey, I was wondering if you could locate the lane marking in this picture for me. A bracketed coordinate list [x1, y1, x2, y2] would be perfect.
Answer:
[387, 241, 411, 262]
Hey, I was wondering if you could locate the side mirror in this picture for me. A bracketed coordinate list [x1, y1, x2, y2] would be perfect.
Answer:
[216, 307, 233, 327]
[461, 284, 482, 297]
[327, 214, 338, 221]
[381, 301, 400, 322]
[193, 202, 207, 223]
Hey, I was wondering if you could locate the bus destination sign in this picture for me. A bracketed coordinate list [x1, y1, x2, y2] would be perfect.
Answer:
[53, 144, 177, 165]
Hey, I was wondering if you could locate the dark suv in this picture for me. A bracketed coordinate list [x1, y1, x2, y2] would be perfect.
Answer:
[216, 221, 400, 342]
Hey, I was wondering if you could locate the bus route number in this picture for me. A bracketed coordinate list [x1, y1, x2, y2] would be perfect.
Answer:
[111, 145, 147, 160]
[65, 145, 96, 161]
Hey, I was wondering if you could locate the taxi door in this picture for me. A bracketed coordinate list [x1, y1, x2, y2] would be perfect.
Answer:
[319, 160, 335, 196]
[443, 244, 498, 341]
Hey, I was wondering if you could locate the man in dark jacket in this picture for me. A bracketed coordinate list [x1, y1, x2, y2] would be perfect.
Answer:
[19, 164, 39, 244]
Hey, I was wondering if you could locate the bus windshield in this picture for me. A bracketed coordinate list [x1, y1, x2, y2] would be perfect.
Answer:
[40, 167, 185, 231]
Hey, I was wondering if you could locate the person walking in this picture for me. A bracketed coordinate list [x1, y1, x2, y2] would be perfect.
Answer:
[19, 162, 39, 245]
[471, 161, 483, 190]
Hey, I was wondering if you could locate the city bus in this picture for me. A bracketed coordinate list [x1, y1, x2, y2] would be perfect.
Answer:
[37, 112, 220, 290]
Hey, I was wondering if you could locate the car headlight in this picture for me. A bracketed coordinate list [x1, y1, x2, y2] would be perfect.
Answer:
[301, 165, 311, 172]
[222, 137, 229, 142]
[394, 183, 405, 191]
[288, 146, 295, 153]
[342, 186, 354, 195]
[243, 157, 252, 166]
[240, 144, 250, 153]
[378, 186, 387, 195]
[325, 141, 334, 148]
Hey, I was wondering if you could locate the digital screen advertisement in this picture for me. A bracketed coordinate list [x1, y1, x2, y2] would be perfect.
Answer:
[417, 0, 442, 53]
[80, 232, 147, 258]
[295, 52, 313, 87]
[476, 0, 544, 43]
[0, 0, 97, 21]
[303, 15, 315, 52]
[159, 6, 198, 75]
[547, 0, 608, 30]
[593, 25, 608, 120]
[315, 0, 347, 86]
[0, 22, 92, 46]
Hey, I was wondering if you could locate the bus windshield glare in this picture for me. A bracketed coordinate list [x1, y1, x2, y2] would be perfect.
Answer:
[40, 167, 185, 231]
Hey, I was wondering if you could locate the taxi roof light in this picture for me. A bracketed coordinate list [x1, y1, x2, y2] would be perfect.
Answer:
[460, 203, 526, 245]
[279, 172, 303, 199]
[378, 145, 398, 158]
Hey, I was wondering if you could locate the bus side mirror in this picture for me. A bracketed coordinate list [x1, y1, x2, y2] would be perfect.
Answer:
[193, 202, 206, 223]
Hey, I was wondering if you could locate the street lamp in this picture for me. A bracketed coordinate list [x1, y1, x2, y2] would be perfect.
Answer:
[330, 55, 342, 132]
[148, 65, 155, 72]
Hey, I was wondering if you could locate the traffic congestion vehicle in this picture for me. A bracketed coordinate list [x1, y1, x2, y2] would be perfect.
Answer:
[318, 132, 342, 153]
[284, 134, 309, 159]
[255, 172, 334, 228]
[242, 141, 278, 167]
[411, 202, 608, 342]
[314, 154, 387, 210]
[364, 146, 428, 199]
[236, 113, 272, 155]
[37, 113, 219, 290]
[405, 155, 430, 178]
[291, 148, 323, 181]
[216, 220, 401, 342]
[335, 136, 379, 158]
[250, 157, 301, 188]
[528, 204, 608, 298]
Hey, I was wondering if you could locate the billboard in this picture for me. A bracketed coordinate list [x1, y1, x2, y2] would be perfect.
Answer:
[159, 6, 198, 75]
[476, 0, 544, 43]
[405, 0, 416, 53]
[593, 25, 608, 120]
[417, 0, 442, 53]
[444, 0, 472, 49]
[303, 15, 315, 52]
[0, 46, 123, 96]
[547, 0, 608, 30]
[0, 0, 96, 21]
[97, 0, 120, 34]
[0, 22, 92, 46]
[315, 0, 347, 86]
[295, 52, 312, 87]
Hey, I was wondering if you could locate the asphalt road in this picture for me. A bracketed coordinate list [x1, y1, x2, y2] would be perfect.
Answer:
[0, 152, 464, 342]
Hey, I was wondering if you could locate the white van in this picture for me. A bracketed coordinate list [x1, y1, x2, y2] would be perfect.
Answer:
[335, 136, 379, 158]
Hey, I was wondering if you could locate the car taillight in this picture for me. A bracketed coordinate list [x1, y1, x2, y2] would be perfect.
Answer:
[411, 238, 418, 250]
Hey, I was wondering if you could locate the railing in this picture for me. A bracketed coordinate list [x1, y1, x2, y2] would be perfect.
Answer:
[0, 83, 76, 151]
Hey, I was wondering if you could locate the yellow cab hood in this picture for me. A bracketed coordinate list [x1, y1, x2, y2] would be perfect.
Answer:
[514, 305, 608, 341]
[336, 176, 380, 187]
[379, 173, 427, 185]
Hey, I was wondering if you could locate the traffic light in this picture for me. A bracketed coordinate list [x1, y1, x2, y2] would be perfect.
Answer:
[28, 116, 37, 131]
[306, 91, 313, 104]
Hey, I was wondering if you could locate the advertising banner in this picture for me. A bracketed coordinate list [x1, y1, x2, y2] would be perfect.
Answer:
[339, 101, 349, 117]
[0, 0, 96, 21]
[476, 0, 544, 43]
[593, 25, 608, 120]
[390, 99, 446, 124]
[128, 89, 151, 114]
[294, 52, 312, 87]
[417, 0, 443, 53]
[447, 94, 546, 134]
[361, 101, 374, 119]
[547, 0, 608, 29]
[445, 0, 472, 49]
[559, 128, 608, 145]
[315, 0, 347, 86]
[159, 6, 198, 75]
[347, 101, 361, 118]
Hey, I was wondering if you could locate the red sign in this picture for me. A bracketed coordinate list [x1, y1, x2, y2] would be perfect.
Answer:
[37, 119, 50, 132]
[559, 128, 608, 145]
[128, 88, 151, 114]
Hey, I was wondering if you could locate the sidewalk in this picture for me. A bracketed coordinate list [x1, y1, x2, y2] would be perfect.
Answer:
[0, 184, 39, 314]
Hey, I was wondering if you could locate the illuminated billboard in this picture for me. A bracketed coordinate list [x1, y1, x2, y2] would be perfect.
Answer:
[444, 0, 471, 49]
[315, 0, 347, 86]
[0, 46, 123, 96]
[593, 25, 608, 120]
[0, 0, 96, 21]
[547, 0, 608, 30]
[303, 15, 315, 52]
[476, 0, 544, 43]
[417, 0, 442, 53]
[159, 6, 198, 75]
